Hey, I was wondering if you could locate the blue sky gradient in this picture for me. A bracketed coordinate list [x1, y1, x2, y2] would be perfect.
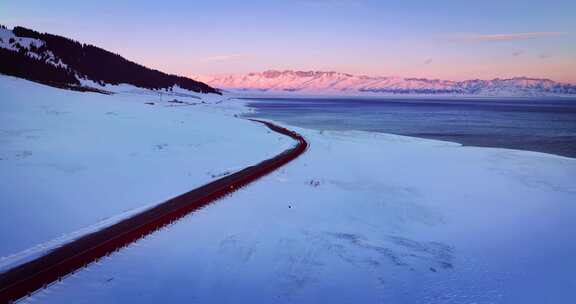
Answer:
[2, 0, 575, 82]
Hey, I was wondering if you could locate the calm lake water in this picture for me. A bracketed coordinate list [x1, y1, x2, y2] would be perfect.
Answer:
[244, 97, 576, 158]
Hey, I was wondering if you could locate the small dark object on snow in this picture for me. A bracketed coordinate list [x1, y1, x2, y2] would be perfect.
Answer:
[145, 102, 155, 105]
[308, 179, 320, 187]
[288, 205, 292, 209]
[429, 267, 437, 272]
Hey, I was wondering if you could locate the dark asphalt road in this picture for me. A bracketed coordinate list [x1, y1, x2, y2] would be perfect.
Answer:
[0, 119, 307, 303]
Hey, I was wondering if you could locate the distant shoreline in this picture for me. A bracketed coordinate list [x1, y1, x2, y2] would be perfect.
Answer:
[227, 90, 576, 100]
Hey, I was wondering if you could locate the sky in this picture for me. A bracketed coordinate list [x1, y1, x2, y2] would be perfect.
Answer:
[2, 0, 576, 82]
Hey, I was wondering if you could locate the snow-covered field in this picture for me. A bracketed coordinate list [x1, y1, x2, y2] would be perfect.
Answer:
[2, 76, 576, 303]
[0, 76, 292, 266]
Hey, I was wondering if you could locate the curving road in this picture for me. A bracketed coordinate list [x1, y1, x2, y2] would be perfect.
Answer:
[0, 119, 308, 303]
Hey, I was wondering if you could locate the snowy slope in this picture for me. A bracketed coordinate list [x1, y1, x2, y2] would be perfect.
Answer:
[19, 102, 576, 302]
[198, 70, 576, 97]
[0, 75, 293, 266]
[0, 25, 218, 94]
[0, 27, 67, 68]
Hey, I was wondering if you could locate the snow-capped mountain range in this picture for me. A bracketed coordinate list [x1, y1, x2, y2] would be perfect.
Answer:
[198, 70, 576, 97]
[2, 23, 574, 97]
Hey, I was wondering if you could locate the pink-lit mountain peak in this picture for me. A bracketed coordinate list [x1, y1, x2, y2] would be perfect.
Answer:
[197, 70, 575, 96]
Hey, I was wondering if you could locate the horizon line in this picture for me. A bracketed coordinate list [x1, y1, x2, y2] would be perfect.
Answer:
[193, 69, 576, 85]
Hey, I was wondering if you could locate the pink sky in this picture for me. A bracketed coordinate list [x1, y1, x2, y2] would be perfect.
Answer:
[3, 1, 575, 83]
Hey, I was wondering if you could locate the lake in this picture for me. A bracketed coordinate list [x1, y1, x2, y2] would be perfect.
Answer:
[244, 97, 576, 158]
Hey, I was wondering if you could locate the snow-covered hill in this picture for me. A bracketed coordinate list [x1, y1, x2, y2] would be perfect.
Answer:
[198, 70, 576, 97]
[0, 25, 219, 94]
